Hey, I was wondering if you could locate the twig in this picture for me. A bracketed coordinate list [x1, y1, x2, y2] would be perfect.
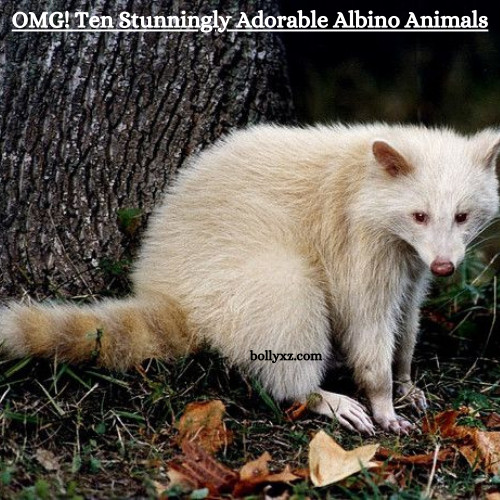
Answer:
[425, 442, 440, 498]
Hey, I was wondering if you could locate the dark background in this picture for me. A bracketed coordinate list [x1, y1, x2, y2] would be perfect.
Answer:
[279, 1, 500, 129]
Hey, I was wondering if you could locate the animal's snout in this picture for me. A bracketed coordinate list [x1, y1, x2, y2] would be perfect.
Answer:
[430, 258, 455, 277]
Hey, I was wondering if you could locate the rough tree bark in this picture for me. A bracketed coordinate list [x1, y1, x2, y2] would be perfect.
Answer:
[0, 0, 295, 298]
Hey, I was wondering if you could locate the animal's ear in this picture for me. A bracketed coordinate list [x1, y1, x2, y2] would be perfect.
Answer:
[484, 137, 500, 171]
[474, 129, 500, 171]
[372, 140, 414, 177]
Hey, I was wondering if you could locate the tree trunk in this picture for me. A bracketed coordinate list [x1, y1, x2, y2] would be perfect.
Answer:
[0, 0, 295, 298]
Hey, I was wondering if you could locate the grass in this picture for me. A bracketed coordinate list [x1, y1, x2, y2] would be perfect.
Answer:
[2, 252, 500, 498]
[1, 334, 500, 499]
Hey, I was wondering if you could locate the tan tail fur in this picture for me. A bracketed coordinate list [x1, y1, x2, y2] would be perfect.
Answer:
[0, 295, 194, 370]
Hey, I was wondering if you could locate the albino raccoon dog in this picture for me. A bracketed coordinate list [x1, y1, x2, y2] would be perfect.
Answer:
[1, 123, 499, 434]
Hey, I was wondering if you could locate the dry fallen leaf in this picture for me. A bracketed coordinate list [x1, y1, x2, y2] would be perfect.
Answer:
[167, 440, 238, 495]
[422, 407, 470, 439]
[285, 401, 308, 421]
[233, 452, 301, 497]
[471, 431, 500, 474]
[308, 430, 379, 487]
[376, 446, 454, 466]
[423, 409, 500, 474]
[239, 451, 273, 480]
[35, 448, 60, 472]
[167, 443, 301, 497]
[175, 399, 233, 453]
[485, 413, 500, 429]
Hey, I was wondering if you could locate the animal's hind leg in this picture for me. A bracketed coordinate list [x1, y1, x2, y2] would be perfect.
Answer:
[195, 246, 374, 433]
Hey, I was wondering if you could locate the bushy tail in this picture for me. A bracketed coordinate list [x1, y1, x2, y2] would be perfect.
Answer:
[0, 295, 194, 370]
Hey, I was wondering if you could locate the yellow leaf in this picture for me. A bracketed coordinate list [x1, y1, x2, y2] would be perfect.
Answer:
[308, 430, 379, 487]
[234, 452, 301, 497]
[239, 451, 272, 480]
[175, 399, 232, 454]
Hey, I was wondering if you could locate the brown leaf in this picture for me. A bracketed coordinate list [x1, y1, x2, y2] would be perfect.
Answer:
[485, 413, 500, 429]
[308, 430, 379, 487]
[376, 446, 455, 466]
[292, 467, 309, 479]
[167, 440, 238, 495]
[285, 394, 323, 422]
[285, 401, 308, 421]
[176, 399, 233, 454]
[422, 408, 470, 439]
[263, 465, 302, 484]
[423, 409, 500, 474]
[233, 452, 301, 497]
[473, 431, 500, 474]
[239, 451, 273, 481]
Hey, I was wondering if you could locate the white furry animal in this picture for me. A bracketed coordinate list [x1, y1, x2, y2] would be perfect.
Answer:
[1, 123, 499, 434]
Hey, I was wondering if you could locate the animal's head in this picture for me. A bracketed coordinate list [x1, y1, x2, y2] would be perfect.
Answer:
[366, 127, 500, 277]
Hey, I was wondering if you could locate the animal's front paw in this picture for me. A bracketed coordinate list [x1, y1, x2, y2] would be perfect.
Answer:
[310, 390, 375, 435]
[395, 380, 427, 413]
[374, 411, 415, 435]
[331, 394, 376, 435]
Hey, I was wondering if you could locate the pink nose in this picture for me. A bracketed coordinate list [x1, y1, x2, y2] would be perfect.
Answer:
[430, 259, 455, 277]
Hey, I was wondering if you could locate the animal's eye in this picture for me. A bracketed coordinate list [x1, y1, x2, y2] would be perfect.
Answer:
[413, 212, 429, 224]
[455, 213, 468, 224]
